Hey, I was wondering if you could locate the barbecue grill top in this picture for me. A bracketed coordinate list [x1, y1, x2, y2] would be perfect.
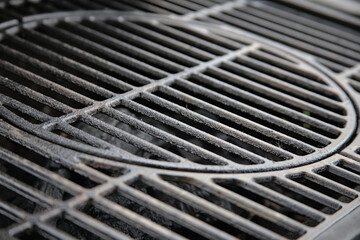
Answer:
[0, 7, 360, 240]
[0, 11, 357, 173]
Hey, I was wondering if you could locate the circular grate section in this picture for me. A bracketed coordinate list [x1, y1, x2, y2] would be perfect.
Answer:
[0, 11, 357, 172]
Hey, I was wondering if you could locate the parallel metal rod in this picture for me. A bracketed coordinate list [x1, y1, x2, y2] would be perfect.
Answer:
[35, 25, 164, 83]
[244, 5, 360, 52]
[163, 84, 315, 153]
[0, 58, 94, 106]
[178, 75, 341, 138]
[116, 182, 238, 240]
[144, 175, 288, 240]
[207, 66, 346, 125]
[145, 90, 295, 159]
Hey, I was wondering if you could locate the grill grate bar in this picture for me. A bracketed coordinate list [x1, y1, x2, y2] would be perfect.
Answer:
[167, 81, 313, 153]
[164, 0, 208, 11]
[0, 173, 54, 207]
[10, 31, 149, 89]
[94, 197, 188, 240]
[180, 0, 246, 20]
[201, 180, 314, 227]
[165, 83, 315, 153]
[143, 22, 230, 56]
[335, 159, 360, 177]
[267, 177, 342, 211]
[82, 115, 184, 163]
[55, 123, 114, 149]
[290, 172, 357, 203]
[141, 0, 193, 14]
[234, 7, 360, 61]
[255, 2, 360, 44]
[51, 0, 80, 10]
[121, 99, 255, 166]
[182, 0, 216, 8]
[0, 59, 93, 108]
[349, 80, 360, 93]
[31, 223, 80, 240]
[144, 175, 288, 240]
[53, 211, 133, 240]
[171, 24, 246, 50]
[0, 201, 26, 221]
[194, 178, 313, 231]
[207, 67, 346, 126]
[24, 28, 154, 89]
[77, 20, 195, 69]
[327, 164, 360, 186]
[7, 35, 136, 97]
[244, 5, 360, 53]
[0, 42, 112, 100]
[116, 181, 238, 240]
[236, 55, 337, 97]
[317, 58, 347, 73]
[222, 61, 345, 113]
[105, 106, 234, 166]
[71, 0, 108, 9]
[119, 0, 174, 14]
[90, 0, 135, 11]
[57, 122, 164, 165]
[0, 98, 52, 123]
[215, 176, 334, 222]
[40, 40, 258, 128]
[150, 87, 299, 159]
[248, 49, 326, 84]
[0, 148, 83, 194]
[339, 63, 360, 78]
[54, 21, 186, 74]
[0, 77, 74, 114]
[312, 170, 359, 197]
[207, 12, 357, 68]
[4, 174, 137, 237]
[97, 20, 201, 67]
[37, 24, 163, 83]
[112, 20, 216, 61]
[141, 92, 274, 162]
[238, 180, 325, 223]
[180, 75, 342, 139]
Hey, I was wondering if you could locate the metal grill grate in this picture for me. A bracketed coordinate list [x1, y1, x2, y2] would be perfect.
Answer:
[348, 70, 360, 93]
[197, 1, 360, 74]
[1, 1, 359, 73]
[0, 0, 227, 22]
[0, 2, 359, 240]
[1, 127, 360, 239]
[0, 12, 357, 172]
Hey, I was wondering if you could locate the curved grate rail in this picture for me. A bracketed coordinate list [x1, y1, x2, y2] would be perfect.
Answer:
[0, 11, 356, 172]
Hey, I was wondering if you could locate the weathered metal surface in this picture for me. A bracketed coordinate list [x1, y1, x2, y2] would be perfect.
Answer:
[0, 11, 357, 173]
[1, 120, 360, 239]
[0, 1, 359, 240]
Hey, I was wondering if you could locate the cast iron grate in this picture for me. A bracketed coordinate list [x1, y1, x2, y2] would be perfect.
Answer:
[2, 0, 359, 75]
[199, 0, 360, 74]
[0, 0, 228, 23]
[0, 2, 359, 240]
[348, 70, 360, 93]
[0, 11, 357, 172]
[1, 127, 360, 239]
